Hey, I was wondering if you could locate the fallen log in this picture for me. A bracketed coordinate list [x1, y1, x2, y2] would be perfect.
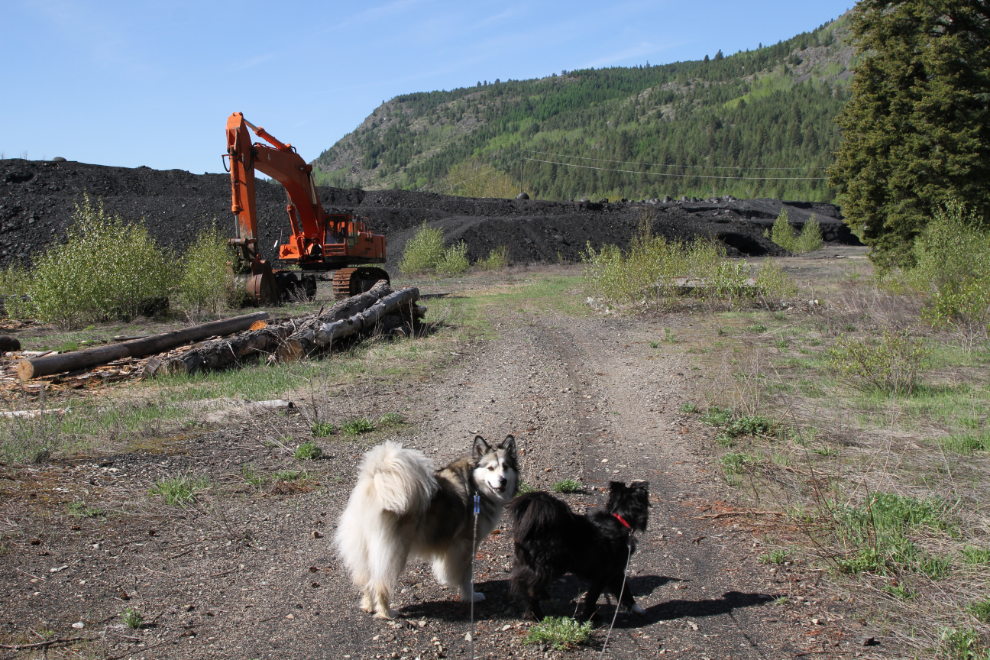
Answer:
[16, 312, 269, 381]
[308, 287, 420, 351]
[158, 281, 399, 375]
[276, 282, 418, 361]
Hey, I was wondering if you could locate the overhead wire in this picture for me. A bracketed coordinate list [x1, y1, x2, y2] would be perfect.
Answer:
[521, 148, 829, 172]
[521, 156, 828, 181]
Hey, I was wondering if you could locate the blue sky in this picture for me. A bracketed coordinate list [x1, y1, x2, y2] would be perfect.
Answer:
[1, 0, 853, 175]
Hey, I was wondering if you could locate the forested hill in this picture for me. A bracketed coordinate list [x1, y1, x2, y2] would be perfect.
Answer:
[314, 13, 855, 203]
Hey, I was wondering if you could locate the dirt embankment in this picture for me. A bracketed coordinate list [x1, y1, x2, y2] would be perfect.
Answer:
[1, 159, 859, 274]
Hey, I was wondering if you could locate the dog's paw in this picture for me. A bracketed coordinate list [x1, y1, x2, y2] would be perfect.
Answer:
[631, 603, 646, 615]
[374, 608, 400, 619]
[461, 591, 486, 603]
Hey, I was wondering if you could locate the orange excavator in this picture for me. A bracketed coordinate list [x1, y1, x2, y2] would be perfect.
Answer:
[224, 112, 389, 304]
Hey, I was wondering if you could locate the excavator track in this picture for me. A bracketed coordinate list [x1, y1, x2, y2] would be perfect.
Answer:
[332, 267, 391, 300]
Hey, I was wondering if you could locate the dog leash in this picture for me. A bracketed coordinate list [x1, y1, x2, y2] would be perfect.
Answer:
[469, 494, 480, 660]
[597, 532, 634, 660]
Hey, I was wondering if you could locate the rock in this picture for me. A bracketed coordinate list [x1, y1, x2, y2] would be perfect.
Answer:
[515, 192, 529, 200]
[663, 195, 672, 203]
[681, 195, 689, 202]
[863, 636, 879, 646]
[51, 157, 67, 163]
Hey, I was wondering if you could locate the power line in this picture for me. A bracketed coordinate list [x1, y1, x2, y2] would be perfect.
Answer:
[521, 148, 828, 172]
[521, 157, 828, 181]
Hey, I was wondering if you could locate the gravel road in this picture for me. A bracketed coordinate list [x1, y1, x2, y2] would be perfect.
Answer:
[0, 303, 885, 659]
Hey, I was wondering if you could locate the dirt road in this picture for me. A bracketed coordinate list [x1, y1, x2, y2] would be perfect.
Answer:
[1, 306, 883, 658]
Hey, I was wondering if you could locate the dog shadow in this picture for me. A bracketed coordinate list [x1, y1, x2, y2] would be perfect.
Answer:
[398, 578, 514, 622]
[610, 588, 777, 629]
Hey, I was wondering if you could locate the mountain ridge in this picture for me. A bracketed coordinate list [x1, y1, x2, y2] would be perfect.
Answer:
[315, 12, 856, 203]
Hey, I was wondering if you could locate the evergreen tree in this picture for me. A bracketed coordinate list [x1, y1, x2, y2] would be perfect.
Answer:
[828, 0, 990, 268]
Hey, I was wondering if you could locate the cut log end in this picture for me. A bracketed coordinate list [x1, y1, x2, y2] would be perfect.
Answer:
[16, 360, 34, 381]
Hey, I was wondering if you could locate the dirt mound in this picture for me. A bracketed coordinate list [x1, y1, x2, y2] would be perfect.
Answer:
[1, 159, 859, 274]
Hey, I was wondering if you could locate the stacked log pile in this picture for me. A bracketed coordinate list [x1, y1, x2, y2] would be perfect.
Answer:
[9, 282, 423, 383]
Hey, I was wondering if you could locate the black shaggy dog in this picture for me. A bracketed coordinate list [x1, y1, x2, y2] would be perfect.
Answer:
[508, 480, 650, 621]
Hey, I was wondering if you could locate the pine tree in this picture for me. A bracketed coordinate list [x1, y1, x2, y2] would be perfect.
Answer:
[828, 0, 990, 269]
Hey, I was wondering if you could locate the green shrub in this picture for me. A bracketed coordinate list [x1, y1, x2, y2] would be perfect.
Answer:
[759, 548, 792, 565]
[756, 258, 799, 304]
[311, 421, 335, 438]
[552, 479, 581, 493]
[828, 329, 932, 395]
[906, 201, 990, 348]
[938, 627, 990, 660]
[341, 418, 375, 436]
[477, 245, 509, 270]
[436, 241, 470, 276]
[399, 223, 445, 275]
[294, 441, 322, 460]
[22, 196, 174, 328]
[524, 617, 593, 650]
[176, 224, 235, 318]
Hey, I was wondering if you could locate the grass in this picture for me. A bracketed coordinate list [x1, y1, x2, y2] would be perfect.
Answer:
[66, 501, 104, 518]
[523, 617, 593, 650]
[759, 548, 792, 565]
[552, 479, 581, 493]
[121, 607, 144, 630]
[311, 421, 335, 438]
[968, 598, 990, 624]
[149, 474, 207, 506]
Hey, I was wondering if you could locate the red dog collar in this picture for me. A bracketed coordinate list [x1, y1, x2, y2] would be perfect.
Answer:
[613, 513, 631, 529]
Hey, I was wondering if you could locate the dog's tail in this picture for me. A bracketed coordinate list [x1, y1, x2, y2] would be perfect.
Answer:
[355, 441, 438, 515]
[507, 492, 572, 542]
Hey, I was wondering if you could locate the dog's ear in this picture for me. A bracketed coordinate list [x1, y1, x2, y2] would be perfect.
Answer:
[473, 435, 493, 459]
[608, 481, 627, 493]
[498, 434, 516, 455]
[630, 480, 649, 492]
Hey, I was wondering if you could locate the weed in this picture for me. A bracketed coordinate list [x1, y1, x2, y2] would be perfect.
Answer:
[524, 616, 593, 650]
[377, 412, 405, 428]
[341, 418, 375, 436]
[716, 433, 734, 448]
[938, 627, 990, 660]
[311, 421, 335, 438]
[772, 596, 788, 606]
[150, 474, 207, 506]
[66, 501, 104, 518]
[294, 441, 322, 460]
[649, 341, 660, 349]
[759, 548, 792, 565]
[241, 464, 265, 486]
[726, 415, 773, 438]
[552, 480, 581, 493]
[721, 453, 753, 474]
[700, 405, 734, 427]
[477, 245, 510, 271]
[884, 583, 918, 600]
[968, 597, 990, 624]
[680, 402, 700, 414]
[940, 432, 990, 455]
[748, 323, 768, 333]
[962, 547, 990, 565]
[121, 607, 144, 630]
[273, 470, 305, 482]
[517, 481, 536, 495]
[828, 329, 932, 395]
